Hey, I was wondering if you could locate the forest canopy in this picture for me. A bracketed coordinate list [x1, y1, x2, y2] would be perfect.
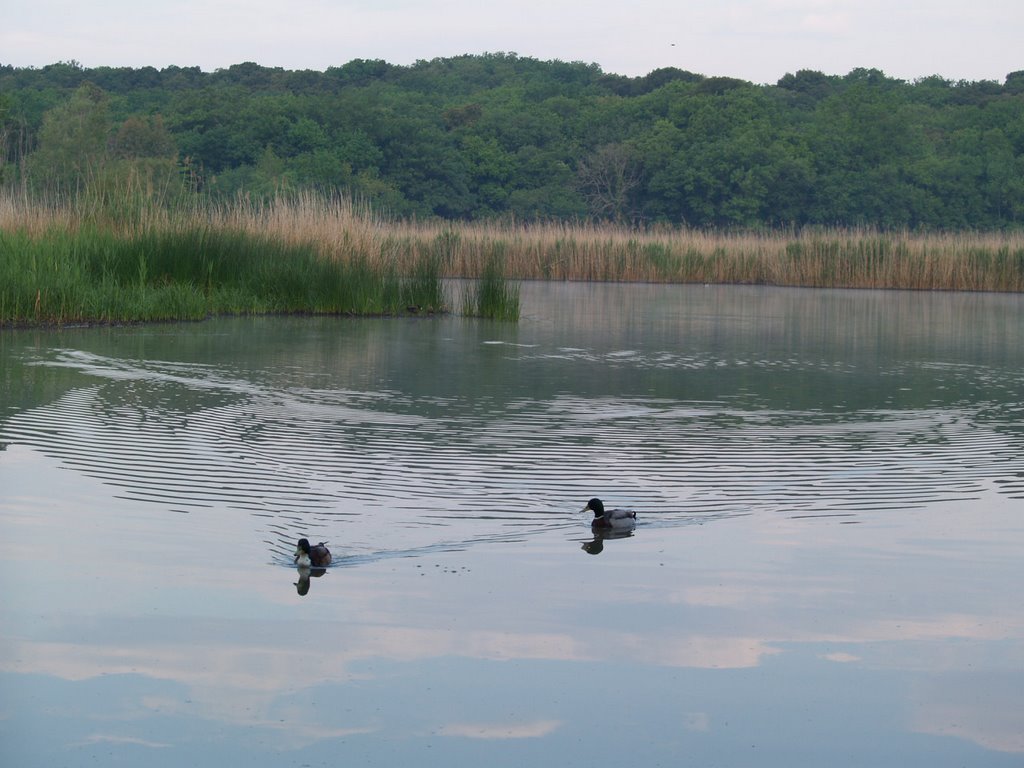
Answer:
[2, 55, 1023, 229]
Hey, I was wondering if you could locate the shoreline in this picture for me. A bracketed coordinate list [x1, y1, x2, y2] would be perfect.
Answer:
[3, 193, 1022, 329]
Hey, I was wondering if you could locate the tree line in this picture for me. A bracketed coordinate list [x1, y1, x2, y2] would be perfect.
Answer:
[2, 54, 1023, 228]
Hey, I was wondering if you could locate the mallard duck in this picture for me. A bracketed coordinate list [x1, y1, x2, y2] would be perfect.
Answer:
[581, 498, 636, 529]
[294, 538, 332, 568]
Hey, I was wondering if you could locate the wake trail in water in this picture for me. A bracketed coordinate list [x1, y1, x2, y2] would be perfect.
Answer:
[4, 347, 1024, 560]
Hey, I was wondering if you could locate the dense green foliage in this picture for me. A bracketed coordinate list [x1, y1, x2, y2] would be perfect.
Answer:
[0, 224, 448, 326]
[3, 55, 1024, 228]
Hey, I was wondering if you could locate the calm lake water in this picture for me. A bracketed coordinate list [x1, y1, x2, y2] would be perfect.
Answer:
[1, 283, 1023, 767]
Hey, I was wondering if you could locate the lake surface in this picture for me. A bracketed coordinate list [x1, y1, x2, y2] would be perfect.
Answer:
[1, 282, 1023, 767]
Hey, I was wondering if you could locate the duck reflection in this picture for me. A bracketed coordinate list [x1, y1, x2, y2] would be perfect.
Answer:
[581, 528, 634, 555]
[294, 565, 328, 596]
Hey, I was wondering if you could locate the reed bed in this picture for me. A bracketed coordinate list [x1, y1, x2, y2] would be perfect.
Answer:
[1, 189, 1021, 327]
[0, 193, 449, 327]
[425, 221, 1024, 292]
[198, 194, 1024, 292]
[461, 257, 521, 321]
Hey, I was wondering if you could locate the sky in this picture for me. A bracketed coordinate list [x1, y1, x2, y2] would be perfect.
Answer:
[2, 0, 1021, 84]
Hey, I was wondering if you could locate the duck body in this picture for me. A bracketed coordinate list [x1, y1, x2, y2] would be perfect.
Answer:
[295, 538, 332, 568]
[581, 498, 637, 530]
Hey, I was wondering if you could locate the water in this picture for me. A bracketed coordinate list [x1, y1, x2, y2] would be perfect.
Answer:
[1, 283, 1022, 766]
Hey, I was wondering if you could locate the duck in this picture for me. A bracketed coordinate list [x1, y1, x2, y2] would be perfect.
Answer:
[294, 538, 332, 568]
[581, 498, 636, 529]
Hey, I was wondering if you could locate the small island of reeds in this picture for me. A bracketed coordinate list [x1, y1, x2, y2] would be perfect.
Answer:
[2, 190, 1022, 329]
[0, 191, 518, 326]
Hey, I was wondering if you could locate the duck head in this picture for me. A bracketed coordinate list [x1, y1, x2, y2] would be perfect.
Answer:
[294, 538, 312, 564]
[580, 498, 605, 519]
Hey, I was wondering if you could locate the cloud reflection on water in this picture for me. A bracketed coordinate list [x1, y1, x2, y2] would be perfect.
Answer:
[3, 285, 1023, 765]
[3, 496, 1022, 757]
[438, 720, 562, 739]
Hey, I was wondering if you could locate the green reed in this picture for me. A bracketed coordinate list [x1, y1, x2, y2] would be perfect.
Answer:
[3, 188, 1019, 330]
[462, 256, 520, 321]
[0, 224, 450, 327]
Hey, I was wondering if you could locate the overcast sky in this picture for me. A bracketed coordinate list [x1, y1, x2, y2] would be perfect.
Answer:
[3, 0, 1021, 84]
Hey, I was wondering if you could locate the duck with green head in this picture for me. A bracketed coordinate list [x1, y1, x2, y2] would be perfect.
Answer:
[581, 498, 636, 530]
[294, 538, 332, 568]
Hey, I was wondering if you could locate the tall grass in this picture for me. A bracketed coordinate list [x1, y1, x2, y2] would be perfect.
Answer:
[461, 257, 520, 321]
[199, 193, 1024, 292]
[427, 223, 1024, 292]
[2, 188, 1022, 328]
[0, 200, 449, 326]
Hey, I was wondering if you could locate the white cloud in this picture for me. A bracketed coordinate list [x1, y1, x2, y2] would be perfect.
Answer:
[799, 12, 851, 34]
[1, 0, 1022, 81]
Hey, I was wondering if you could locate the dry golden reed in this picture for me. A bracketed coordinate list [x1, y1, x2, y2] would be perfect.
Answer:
[3, 190, 1022, 292]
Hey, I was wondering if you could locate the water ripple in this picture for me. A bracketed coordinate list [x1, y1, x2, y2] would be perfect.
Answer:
[3, 347, 1024, 559]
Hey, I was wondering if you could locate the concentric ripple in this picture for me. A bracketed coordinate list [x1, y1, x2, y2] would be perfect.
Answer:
[4, 335, 1024, 565]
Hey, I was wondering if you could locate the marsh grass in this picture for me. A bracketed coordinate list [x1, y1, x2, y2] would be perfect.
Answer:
[2, 189, 1021, 327]
[208, 194, 1022, 292]
[0, 212, 449, 326]
[461, 257, 521, 321]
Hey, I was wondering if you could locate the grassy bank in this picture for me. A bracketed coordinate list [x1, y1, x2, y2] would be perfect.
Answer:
[0, 192, 459, 326]
[0, 224, 451, 326]
[2, 191, 1022, 327]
